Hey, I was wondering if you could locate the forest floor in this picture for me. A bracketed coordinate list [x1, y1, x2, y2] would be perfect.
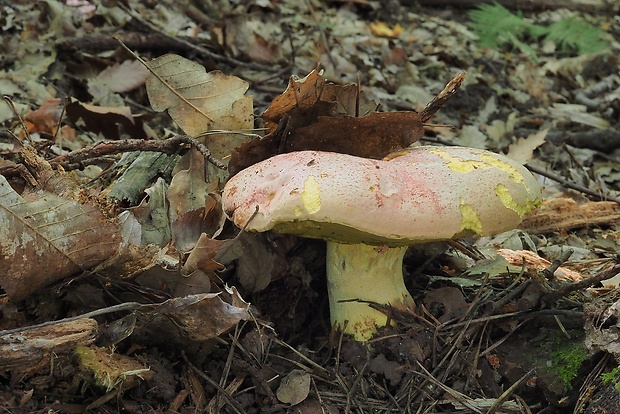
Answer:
[1, 0, 620, 413]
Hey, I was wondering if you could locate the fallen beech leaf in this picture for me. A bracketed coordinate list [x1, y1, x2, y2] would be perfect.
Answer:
[0, 175, 121, 300]
[65, 98, 151, 140]
[146, 53, 251, 138]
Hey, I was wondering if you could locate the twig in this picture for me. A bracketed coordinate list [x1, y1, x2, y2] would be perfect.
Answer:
[3, 95, 31, 144]
[525, 163, 620, 204]
[48, 135, 226, 170]
[419, 71, 467, 122]
[541, 263, 620, 304]
[0, 302, 144, 337]
[542, 248, 573, 279]
[304, 0, 337, 70]
[485, 368, 535, 414]
[182, 352, 247, 414]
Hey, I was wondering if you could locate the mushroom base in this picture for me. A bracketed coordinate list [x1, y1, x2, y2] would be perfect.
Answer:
[326, 242, 415, 341]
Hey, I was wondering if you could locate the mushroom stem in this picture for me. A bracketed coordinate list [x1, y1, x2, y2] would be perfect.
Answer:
[326, 242, 415, 341]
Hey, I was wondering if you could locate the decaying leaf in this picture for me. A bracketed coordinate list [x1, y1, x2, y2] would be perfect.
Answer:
[168, 149, 225, 252]
[215, 233, 275, 293]
[0, 175, 121, 301]
[65, 98, 152, 140]
[230, 69, 425, 174]
[138, 290, 250, 342]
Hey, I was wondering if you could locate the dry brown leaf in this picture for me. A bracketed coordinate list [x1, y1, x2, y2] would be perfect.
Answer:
[262, 69, 377, 130]
[230, 70, 421, 174]
[24, 98, 63, 134]
[65, 98, 152, 140]
[287, 111, 424, 158]
[183, 235, 225, 277]
[0, 175, 121, 300]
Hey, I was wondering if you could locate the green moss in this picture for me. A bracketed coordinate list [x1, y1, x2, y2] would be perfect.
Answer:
[549, 340, 588, 389]
[601, 366, 620, 396]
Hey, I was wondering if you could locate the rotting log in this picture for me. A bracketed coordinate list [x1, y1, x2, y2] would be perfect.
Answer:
[0, 318, 98, 372]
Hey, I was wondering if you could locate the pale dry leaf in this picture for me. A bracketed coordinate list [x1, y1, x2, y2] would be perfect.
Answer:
[97, 60, 150, 93]
[506, 128, 548, 164]
[0, 175, 120, 300]
[146, 54, 250, 137]
[130, 177, 172, 247]
[276, 370, 311, 406]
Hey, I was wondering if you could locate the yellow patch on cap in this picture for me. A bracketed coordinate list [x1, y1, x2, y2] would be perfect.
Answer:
[478, 153, 525, 184]
[301, 176, 321, 214]
[459, 201, 483, 235]
[495, 183, 539, 217]
[429, 148, 492, 173]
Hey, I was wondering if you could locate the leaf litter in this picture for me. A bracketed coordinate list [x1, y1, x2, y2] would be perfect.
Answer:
[0, 0, 620, 413]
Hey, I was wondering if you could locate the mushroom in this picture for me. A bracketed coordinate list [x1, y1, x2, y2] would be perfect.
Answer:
[222, 146, 541, 340]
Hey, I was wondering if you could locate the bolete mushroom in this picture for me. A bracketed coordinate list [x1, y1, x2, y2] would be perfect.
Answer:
[222, 146, 541, 340]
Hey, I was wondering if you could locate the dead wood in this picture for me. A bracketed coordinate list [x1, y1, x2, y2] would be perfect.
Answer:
[0, 318, 98, 372]
[520, 197, 620, 234]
